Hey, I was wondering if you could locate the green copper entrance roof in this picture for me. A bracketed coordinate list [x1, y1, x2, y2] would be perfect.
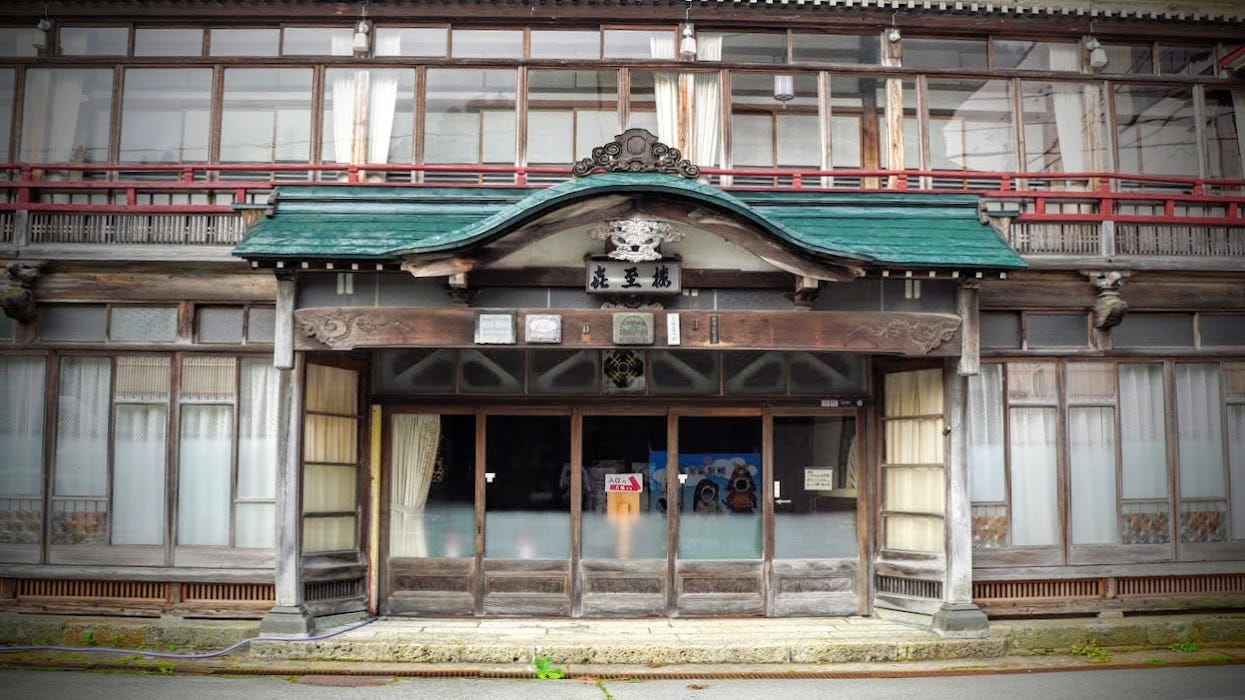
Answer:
[233, 173, 1026, 270]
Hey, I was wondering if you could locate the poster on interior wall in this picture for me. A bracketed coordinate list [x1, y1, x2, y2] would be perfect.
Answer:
[648, 452, 761, 515]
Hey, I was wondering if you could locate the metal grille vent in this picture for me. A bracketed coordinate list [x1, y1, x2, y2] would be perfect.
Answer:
[875, 575, 942, 599]
[1117, 574, 1245, 597]
[15, 578, 169, 601]
[304, 578, 365, 602]
[182, 583, 275, 603]
[973, 578, 1103, 600]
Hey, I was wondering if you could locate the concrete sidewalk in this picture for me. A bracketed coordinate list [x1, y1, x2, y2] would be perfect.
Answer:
[3, 611, 1245, 671]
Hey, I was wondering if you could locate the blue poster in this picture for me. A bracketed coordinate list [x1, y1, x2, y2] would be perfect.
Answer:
[648, 452, 761, 515]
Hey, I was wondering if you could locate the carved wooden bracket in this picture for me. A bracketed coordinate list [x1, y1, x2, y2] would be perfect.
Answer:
[843, 316, 962, 355]
[0, 262, 44, 323]
[1081, 270, 1130, 329]
[573, 128, 700, 179]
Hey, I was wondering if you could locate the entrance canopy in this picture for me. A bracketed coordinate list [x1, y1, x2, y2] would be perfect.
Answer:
[233, 173, 1026, 273]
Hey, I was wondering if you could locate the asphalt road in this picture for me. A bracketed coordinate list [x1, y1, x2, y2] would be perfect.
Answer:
[2, 666, 1243, 700]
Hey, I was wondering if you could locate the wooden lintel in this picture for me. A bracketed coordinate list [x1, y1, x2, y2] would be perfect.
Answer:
[294, 306, 962, 356]
[400, 257, 474, 279]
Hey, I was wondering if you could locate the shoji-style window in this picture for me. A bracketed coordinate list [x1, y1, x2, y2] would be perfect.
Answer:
[302, 363, 361, 554]
[111, 356, 171, 546]
[51, 357, 112, 548]
[880, 368, 945, 554]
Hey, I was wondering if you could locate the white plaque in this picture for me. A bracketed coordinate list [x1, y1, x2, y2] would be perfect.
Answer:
[474, 312, 515, 344]
[804, 468, 836, 490]
[525, 314, 562, 343]
[605, 473, 644, 493]
[666, 313, 681, 345]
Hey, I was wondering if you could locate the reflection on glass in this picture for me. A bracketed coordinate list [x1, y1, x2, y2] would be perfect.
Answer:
[59, 27, 128, 56]
[704, 33, 786, 64]
[20, 69, 113, 163]
[1021, 80, 1107, 175]
[282, 27, 350, 56]
[374, 27, 446, 57]
[485, 415, 570, 559]
[927, 79, 1015, 172]
[0, 70, 12, 162]
[120, 69, 212, 163]
[792, 33, 878, 65]
[993, 41, 1078, 71]
[1204, 90, 1244, 180]
[134, 28, 203, 57]
[604, 30, 674, 59]
[774, 416, 858, 558]
[221, 69, 313, 163]
[209, 28, 279, 57]
[322, 69, 415, 165]
[730, 74, 818, 170]
[527, 70, 619, 165]
[425, 69, 516, 165]
[390, 414, 475, 558]
[902, 39, 988, 70]
[581, 416, 667, 559]
[530, 31, 600, 59]
[1114, 85, 1197, 176]
[451, 30, 522, 58]
[675, 417, 762, 559]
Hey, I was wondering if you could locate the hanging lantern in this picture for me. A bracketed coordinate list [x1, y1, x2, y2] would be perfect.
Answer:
[773, 75, 795, 103]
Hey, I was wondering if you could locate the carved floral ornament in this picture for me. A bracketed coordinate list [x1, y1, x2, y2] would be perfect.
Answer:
[572, 128, 700, 178]
[588, 216, 685, 262]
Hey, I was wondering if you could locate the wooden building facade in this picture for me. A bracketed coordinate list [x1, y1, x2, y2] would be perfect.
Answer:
[0, 0, 1242, 634]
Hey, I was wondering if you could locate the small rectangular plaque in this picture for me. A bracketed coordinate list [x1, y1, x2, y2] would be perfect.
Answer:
[804, 468, 836, 491]
[524, 314, 562, 344]
[474, 312, 516, 344]
[612, 312, 654, 345]
[666, 313, 680, 345]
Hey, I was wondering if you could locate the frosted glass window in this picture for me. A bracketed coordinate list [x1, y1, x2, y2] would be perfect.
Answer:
[120, 69, 212, 163]
[374, 27, 445, 57]
[1113, 313, 1195, 347]
[0, 357, 45, 547]
[40, 305, 107, 342]
[112, 404, 167, 545]
[485, 415, 571, 559]
[981, 312, 1022, 348]
[109, 306, 178, 342]
[304, 415, 358, 464]
[59, 27, 128, 56]
[197, 307, 244, 344]
[968, 365, 1006, 503]
[1176, 364, 1225, 500]
[20, 69, 113, 163]
[773, 416, 858, 558]
[1026, 313, 1087, 347]
[1008, 407, 1059, 546]
[221, 69, 313, 163]
[180, 357, 237, 401]
[304, 516, 355, 552]
[237, 359, 278, 500]
[134, 28, 203, 56]
[247, 308, 276, 343]
[1069, 407, 1117, 544]
[235, 504, 275, 548]
[177, 405, 233, 546]
[210, 28, 279, 57]
[306, 364, 357, 414]
[54, 357, 111, 497]
[1229, 404, 1245, 540]
[1120, 364, 1168, 500]
[390, 414, 475, 558]
[304, 464, 357, 512]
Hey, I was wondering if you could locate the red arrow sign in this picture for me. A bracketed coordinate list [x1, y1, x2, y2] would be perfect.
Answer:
[605, 473, 643, 493]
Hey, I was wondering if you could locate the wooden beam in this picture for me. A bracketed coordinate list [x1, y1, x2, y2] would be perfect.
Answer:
[274, 271, 295, 370]
[956, 281, 979, 377]
[294, 307, 963, 356]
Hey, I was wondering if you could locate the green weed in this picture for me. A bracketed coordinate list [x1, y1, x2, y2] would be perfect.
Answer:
[533, 655, 565, 680]
[1070, 639, 1111, 663]
[1144, 657, 1166, 665]
[81, 629, 96, 647]
[1170, 641, 1199, 653]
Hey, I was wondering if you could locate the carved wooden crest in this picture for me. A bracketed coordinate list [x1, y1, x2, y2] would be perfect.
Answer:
[573, 128, 700, 179]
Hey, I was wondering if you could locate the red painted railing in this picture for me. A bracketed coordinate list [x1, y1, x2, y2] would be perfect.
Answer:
[0, 163, 1242, 240]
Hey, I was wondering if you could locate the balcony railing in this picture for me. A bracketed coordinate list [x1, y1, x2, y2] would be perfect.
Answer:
[1, 163, 1242, 263]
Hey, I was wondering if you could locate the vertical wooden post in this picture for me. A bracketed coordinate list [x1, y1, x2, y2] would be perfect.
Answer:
[274, 271, 295, 371]
[665, 412, 679, 615]
[933, 361, 989, 637]
[569, 409, 583, 617]
[957, 281, 980, 377]
[260, 352, 312, 634]
[882, 30, 905, 189]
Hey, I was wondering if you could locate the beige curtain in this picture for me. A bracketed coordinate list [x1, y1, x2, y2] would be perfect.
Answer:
[302, 363, 360, 553]
[389, 414, 441, 557]
[691, 35, 722, 167]
[883, 369, 946, 553]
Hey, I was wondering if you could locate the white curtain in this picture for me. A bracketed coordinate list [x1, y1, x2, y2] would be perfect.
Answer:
[0, 357, 45, 497]
[1008, 407, 1059, 546]
[330, 35, 358, 164]
[112, 404, 167, 545]
[1049, 44, 1086, 173]
[390, 414, 441, 557]
[1176, 364, 1226, 500]
[690, 35, 722, 166]
[366, 35, 402, 165]
[1120, 364, 1168, 499]
[23, 69, 86, 162]
[649, 34, 679, 147]
[54, 357, 111, 497]
[1233, 90, 1245, 179]
[236, 359, 278, 548]
[177, 405, 233, 546]
[882, 369, 945, 552]
[967, 365, 1006, 503]
[1069, 406, 1117, 544]
[1228, 404, 1245, 540]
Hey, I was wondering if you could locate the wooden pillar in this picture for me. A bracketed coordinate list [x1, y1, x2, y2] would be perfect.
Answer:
[933, 361, 989, 637]
[882, 30, 905, 189]
[957, 281, 980, 377]
[260, 351, 313, 634]
[274, 271, 295, 371]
